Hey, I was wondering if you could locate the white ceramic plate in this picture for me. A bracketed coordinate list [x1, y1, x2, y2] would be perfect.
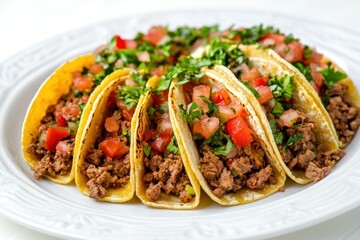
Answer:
[0, 8, 359, 240]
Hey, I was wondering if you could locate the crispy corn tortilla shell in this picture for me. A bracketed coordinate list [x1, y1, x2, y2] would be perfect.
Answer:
[22, 54, 96, 184]
[134, 77, 201, 209]
[298, 55, 360, 146]
[75, 69, 138, 202]
[214, 44, 341, 184]
[169, 70, 286, 205]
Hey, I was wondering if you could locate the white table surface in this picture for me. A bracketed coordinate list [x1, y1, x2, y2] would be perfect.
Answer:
[1, 0, 360, 239]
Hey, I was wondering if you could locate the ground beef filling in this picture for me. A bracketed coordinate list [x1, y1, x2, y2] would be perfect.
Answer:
[80, 111, 131, 199]
[27, 112, 74, 179]
[277, 110, 345, 182]
[325, 83, 360, 145]
[143, 153, 193, 203]
[199, 142, 276, 198]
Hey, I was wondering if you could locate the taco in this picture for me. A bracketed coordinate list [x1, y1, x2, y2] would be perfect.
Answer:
[223, 25, 360, 146]
[22, 54, 114, 184]
[133, 78, 201, 209]
[75, 69, 149, 202]
[205, 42, 345, 183]
[168, 60, 285, 205]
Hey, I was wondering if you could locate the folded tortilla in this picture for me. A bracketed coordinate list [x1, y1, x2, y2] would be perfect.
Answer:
[134, 77, 201, 209]
[22, 55, 99, 184]
[169, 69, 286, 205]
[74, 69, 139, 202]
[214, 45, 342, 184]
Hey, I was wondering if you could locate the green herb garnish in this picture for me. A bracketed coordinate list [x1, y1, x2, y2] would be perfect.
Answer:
[319, 62, 347, 87]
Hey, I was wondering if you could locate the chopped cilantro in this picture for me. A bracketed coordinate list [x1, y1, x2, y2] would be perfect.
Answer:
[319, 62, 347, 87]
[156, 57, 212, 92]
[242, 81, 260, 98]
[147, 107, 156, 116]
[268, 75, 295, 99]
[144, 145, 151, 157]
[118, 86, 144, 109]
[201, 127, 235, 157]
[179, 103, 202, 124]
[199, 96, 219, 114]
[269, 119, 283, 144]
[271, 100, 284, 117]
[239, 24, 275, 44]
[130, 71, 146, 86]
[284, 34, 296, 44]
[322, 93, 330, 107]
[293, 62, 313, 81]
[303, 46, 313, 59]
[166, 135, 179, 154]
[282, 134, 303, 152]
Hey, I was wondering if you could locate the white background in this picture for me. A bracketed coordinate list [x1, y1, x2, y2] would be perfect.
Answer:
[1, 0, 360, 239]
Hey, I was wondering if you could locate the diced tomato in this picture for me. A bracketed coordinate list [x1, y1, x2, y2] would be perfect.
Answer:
[151, 133, 172, 153]
[143, 26, 167, 46]
[303, 51, 323, 65]
[250, 76, 269, 88]
[192, 117, 220, 139]
[120, 106, 135, 122]
[152, 90, 169, 107]
[61, 103, 81, 121]
[226, 116, 253, 147]
[105, 117, 119, 133]
[255, 86, 273, 105]
[260, 33, 286, 46]
[284, 41, 304, 63]
[242, 68, 261, 82]
[192, 85, 211, 112]
[89, 64, 103, 75]
[55, 112, 67, 127]
[216, 104, 247, 122]
[151, 66, 165, 77]
[310, 63, 324, 90]
[115, 35, 126, 49]
[45, 126, 71, 152]
[101, 137, 129, 159]
[55, 140, 72, 153]
[125, 40, 137, 49]
[212, 88, 230, 105]
[143, 129, 158, 142]
[73, 76, 94, 92]
[80, 94, 89, 103]
[274, 43, 287, 58]
[157, 113, 173, 135]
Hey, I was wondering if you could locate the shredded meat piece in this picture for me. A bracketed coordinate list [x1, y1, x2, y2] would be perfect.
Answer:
[277, 110, 345, 182]
[81, 106, 131, 200]
[326, 84, 360, 145]
[246, 165, 273, 189]
[305, 162, 331, 182]
[144, 153, 193, 203]
[199, 142, 275, 198]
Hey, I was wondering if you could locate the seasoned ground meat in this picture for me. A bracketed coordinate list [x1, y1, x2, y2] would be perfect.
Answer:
[27, 113, 74, 179]
[144, 153, 193, 203]
[81, 109, 131, 200]
[277, 110, 345, 182]
[326, 83, 360, 145]
[199, 143, 275, 198]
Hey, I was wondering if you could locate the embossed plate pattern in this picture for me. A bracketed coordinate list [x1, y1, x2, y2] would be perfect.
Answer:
[0, 9, 359, 240]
